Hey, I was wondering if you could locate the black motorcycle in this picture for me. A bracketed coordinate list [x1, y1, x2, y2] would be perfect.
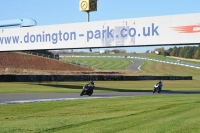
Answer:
[153, 83, 162, 93]
[80, 84, 95, 96]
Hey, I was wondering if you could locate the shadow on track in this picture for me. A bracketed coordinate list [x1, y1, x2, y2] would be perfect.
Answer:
[162, 90, 200, 94]
[35, 83, 200, 94]
[34, 83, 151, 92]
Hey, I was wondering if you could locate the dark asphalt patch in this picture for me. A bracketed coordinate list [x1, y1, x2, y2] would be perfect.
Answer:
[126, 59, 144, 71]
[1, 91, 200, 105]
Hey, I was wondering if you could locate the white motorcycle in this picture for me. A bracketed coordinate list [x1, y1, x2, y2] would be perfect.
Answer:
[153, 83, 162, 93]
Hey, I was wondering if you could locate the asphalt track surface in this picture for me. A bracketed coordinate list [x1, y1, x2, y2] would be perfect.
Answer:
[0, 92, 158, 102]
[126, 59, 144, 71]
[1, 91, 200, 104]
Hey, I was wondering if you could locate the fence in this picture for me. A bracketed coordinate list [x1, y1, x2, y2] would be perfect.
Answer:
[23, 51, 60, 60]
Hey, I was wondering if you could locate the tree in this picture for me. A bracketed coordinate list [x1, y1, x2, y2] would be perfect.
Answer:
[188, 47, 194, 59]
[110, 49, 126, 53]
[111, 49, 120, 53]
[119, 49, 126, 53]
[105, 50, 110, 54]
[165, 50, 170, 56]
[170, 46, 177, 56]
[145, 50, 150, 53]
[163, 51, 167, 57]
[184, 46, 193, 59]
[154, 47, 165, 53]
[175, 47, 181, 57]
[168, 48, 173, 53]
[179, 48, 184, 57]
[194, 49, 200, 59]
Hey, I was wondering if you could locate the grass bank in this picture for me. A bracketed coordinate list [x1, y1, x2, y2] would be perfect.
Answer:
[0, 95, 200, 133]
[62, 57, 132, 70]
[140, 60, 200, 80]
[0, 80, 199, 93]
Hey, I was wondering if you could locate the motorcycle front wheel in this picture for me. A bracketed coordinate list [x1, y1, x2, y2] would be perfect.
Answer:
[88, 91, 93, 96]
[153, 88, 156, 93]
[80, 90, 84, 96]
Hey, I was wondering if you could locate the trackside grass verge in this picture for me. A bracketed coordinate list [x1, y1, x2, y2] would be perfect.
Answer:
[140, 60, 200, 80]
[61, 57, 132, 70]
[0, 80, 200, 93]
[145, 53, 200, 65]
[0, 94, 200, 133]
[62, 56, 200, 79]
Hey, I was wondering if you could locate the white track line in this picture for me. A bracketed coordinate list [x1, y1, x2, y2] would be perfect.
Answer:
[0, 96, 132, 105]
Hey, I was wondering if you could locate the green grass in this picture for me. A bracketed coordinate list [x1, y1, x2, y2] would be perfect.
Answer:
[62, 56, 200, 79]
[0, 95, 200, 133]
[0, 55, 200, 133]
[79, 53, 141, 57]
[140, 60, 200, 80]
[144, 53, 176, 60]
[80, 53, 200, 65]
[0, 56, 199, 94]
[0, 80, 199, 93]
[62, 57, 132, 70]
[144, 53, 200, 65]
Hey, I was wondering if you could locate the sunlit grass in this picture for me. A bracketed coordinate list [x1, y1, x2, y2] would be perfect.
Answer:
[62, 57, 132, 70]
[0, 55, 200, 133]
[140, 60, 200, 79]
[0, 80, 199, 94]
[0, 95, 200, 133]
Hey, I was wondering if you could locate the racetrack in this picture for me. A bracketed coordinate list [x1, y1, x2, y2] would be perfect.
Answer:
[126, 59, 144, 71]
[1, 58, 199, 105]
[1, 91, 200, 105]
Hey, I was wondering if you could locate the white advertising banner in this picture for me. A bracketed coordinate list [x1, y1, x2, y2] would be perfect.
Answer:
[0, 13, 200, 51]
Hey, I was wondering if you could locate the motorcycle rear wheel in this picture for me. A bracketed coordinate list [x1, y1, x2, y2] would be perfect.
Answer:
[80, 91, 84, 96]
[89, 93, 93, 96]
[153, 89, 156, 93]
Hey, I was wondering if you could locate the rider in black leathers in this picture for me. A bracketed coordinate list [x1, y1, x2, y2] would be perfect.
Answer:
[89, 80, 94, 86]
[85, 80, 93, 90]
[157, 80, 163, 89]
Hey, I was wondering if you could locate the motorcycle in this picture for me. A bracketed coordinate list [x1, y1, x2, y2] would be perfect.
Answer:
[80, 84, 95, 96]
[153, 83, 162, 93]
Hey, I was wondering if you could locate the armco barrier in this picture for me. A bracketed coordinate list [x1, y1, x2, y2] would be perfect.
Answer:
[0, 75, 192, 82]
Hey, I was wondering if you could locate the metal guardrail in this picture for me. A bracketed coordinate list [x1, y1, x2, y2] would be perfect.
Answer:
[23, 51, 60, 60]
[64, 60, 98, 69]
[70, 61, 87, 67]
[130, 57, 200, 69]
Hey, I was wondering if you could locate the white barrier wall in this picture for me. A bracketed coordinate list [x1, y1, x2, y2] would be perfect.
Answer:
[0, 13, 200, 51]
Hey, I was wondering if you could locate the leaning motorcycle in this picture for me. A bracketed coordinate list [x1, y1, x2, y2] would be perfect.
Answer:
[80, 84, 95, 96]
[153, 83, 162, 93]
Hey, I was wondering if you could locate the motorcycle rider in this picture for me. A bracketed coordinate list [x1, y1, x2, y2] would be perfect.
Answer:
[153, 80, 163, 94]
[83, 81, 94, 89]
[88, 80, 95, 90]
[89, 80, 94, 86]
[157, 80, 163, 89]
